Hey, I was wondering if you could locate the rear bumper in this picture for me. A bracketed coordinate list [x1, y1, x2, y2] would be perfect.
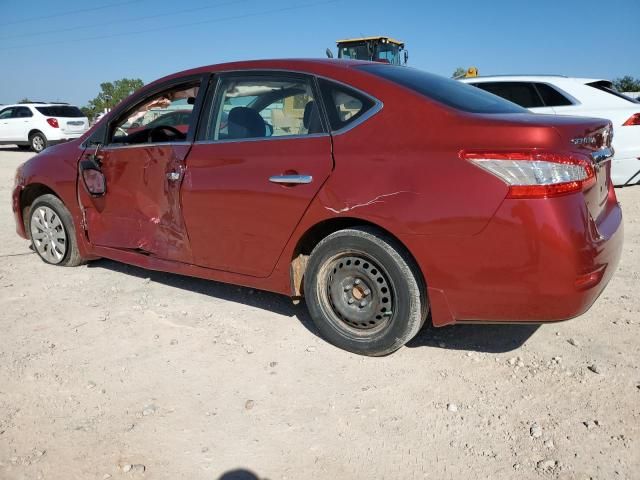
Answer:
[401, 191, 623, 326]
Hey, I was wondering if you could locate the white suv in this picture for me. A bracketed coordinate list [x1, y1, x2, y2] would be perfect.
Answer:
[0, 103, 89, 153]
[461, 76, 640, 186]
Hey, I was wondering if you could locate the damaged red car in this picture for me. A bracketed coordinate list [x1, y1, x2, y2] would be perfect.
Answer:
[12, 60, 623, 355]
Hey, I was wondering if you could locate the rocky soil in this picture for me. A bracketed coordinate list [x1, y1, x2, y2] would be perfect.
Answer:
[0, 147, 638, 479]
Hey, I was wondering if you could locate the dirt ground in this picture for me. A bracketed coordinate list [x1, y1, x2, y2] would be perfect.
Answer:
[0, 147, 638, 480]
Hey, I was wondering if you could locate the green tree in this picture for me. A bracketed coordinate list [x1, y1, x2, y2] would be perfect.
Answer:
[611, 76, 640, 92]
[83, 78, 144, 119]
[17, 97, 33, 103]
[451, 67, 466, 79]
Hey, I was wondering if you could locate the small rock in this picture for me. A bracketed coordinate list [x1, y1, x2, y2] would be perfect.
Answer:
[438, 342, 446, 348]
[142, 404, 158, 416]
[513, 463, 521, 471]
[121, 464, 132, 473]
[244, 344, 254, 354]
[170, 339, 178, 345]
[447, 403, 458, 412]
[567, 338, 579, 347]
[269, 361, 278, 368]
[530, 423, 543, 438]
[508, 357, 517, 366]
[86, 381, 96, 389]
[587, 364, 602, 374]
[143, 278, 151, 284]
[245, 400, 255, 410]
[305, 346, 316, 353]
[131, 464, 145, 473]
[583, 420, 597, 430]
[201, 446, 209, 453]
[103, 474, 112, 479]
[537, 459, 557, 471]
[544, 439, 555, 449]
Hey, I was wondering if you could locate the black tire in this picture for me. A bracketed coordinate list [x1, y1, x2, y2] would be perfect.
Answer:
[29, 131, 47, 153]
[304, 226, 428, 356]
[28, 194, 85, 267]
[17, 145, 31, 151]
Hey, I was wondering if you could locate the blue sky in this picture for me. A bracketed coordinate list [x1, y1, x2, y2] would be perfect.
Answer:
[0, 0, 638, 107]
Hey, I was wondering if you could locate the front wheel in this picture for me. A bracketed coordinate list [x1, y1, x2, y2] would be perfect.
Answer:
[304, 227, 428, 356]
[28, 194, 85, 266]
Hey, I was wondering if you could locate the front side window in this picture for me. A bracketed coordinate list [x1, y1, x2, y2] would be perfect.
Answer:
[0, 108, 16, 119]
[318, 79, 376, 131]
[209, 75, 323, 141]
[359, 65, 526, 114]
[111, 82, 200, 145]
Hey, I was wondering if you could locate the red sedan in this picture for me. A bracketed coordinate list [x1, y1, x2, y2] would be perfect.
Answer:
[12, 60, 623, 355]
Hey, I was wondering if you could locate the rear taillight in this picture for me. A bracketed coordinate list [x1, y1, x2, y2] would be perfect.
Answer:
[46, 118, 59, 128]
[462, 151, 596, 198]
[622, 113, 640, 126]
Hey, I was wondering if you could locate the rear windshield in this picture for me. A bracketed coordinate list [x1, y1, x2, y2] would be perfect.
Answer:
[586, 81, 640, 104]
[35, 106, 85, 117]
[358, 64, 526, 114]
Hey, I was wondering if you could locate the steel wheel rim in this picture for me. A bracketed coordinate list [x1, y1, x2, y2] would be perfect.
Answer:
[30, 206, 67, 264]
[32, 136, 44, 152]
[323, 254, 395, 333]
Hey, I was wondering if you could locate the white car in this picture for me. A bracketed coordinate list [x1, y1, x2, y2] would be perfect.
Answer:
[0, 103, 89, 153]
[461, 76, 640, 186]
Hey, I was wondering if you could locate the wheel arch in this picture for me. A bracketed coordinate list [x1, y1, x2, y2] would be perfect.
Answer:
[20, 183, 61, 238]
[289, 216, 426, 299]
[28, 129, 45, 139]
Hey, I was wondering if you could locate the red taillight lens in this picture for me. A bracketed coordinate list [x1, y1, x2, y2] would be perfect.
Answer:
[46, 118, 59, 128]
[461, 151, 596, 198]
[622, 113, 640, 126]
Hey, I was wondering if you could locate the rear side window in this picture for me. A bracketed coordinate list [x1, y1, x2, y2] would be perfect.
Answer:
[358, 65, 526, 114]
[318, 79, 375, 131]
[35, 106, 85, 117]
[473, 82, 544, 108]
[534, 83, 573, 107]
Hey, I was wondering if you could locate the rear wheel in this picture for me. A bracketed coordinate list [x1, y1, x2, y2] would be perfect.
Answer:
[29, 132, 47, 153]
[28, 194, 84, 266]
[304, 227, 428, 356]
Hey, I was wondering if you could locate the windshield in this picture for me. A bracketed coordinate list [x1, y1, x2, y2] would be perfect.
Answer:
[375, 43, 401, 65]
[358, 64, 527, 114]
[339, 44, 370, 60]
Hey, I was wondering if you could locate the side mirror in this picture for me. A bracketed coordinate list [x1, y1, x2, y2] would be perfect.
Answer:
[80, 158, 106, 196]
[325, 48, 334, 59]
[404, 50, 409, 65]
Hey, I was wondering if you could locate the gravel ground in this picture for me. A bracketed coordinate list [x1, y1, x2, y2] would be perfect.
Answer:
[0, 147, 638, 480]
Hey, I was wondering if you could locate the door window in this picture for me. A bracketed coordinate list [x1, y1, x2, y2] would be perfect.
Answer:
[208, 75, 324, 141]
[15, 107, 33, 118]
[110, 82, 200, 145]
[0, 108, 16, 119]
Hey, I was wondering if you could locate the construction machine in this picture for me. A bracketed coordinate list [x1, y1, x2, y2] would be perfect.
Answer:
[326, 36, 408, 65]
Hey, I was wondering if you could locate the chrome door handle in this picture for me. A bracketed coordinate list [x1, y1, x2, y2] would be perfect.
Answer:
[269, 174, 313, 184]
[166, 171, 181, 181]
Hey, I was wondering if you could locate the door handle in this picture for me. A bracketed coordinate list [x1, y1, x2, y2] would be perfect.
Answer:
[269, 174, 313, 184]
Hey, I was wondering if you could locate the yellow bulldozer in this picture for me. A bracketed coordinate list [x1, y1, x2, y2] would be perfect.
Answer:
[326, 36, 408, 65]
[325, 36, 479, 78]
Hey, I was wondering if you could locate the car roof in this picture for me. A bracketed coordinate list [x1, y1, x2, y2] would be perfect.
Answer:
[147, 58, 376, 87]
[1, 102, 75, 108]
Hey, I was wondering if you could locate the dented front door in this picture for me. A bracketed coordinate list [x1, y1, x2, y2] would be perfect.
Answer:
[78, 143, 193, 263]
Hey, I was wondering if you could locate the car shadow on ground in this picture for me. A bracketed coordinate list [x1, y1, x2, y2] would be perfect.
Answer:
[0, 145, 26, 152]
[89, 258, 538, 354]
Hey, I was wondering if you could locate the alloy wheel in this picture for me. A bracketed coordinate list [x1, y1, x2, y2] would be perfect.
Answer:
[30, 206, 67, 264]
